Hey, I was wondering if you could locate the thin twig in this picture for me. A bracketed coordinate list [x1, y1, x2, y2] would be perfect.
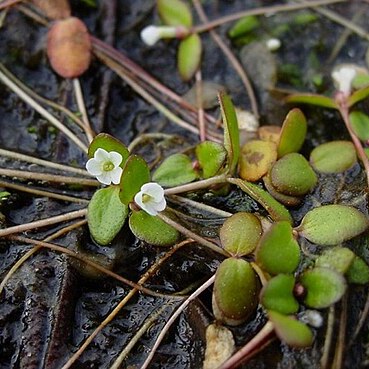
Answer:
[193, 0, 346, 33]
[0, 66, 88, 152]
[192, 0, 259, 120]
[72, 78, 95, 143]
[0, 168, 99, 186]
[0, 179, 89, 203]
[0, 148, 90, 176]
[140, 274, 216, 369]
[0, 0, 21, 10]
[0, 209, 87, 238]
[321, 305, 335, 369]
[158, 212, 229, 257]
[332, 295, 348, 369]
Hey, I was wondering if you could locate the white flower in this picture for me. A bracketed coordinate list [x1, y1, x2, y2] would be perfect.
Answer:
[86, 148, 123, 185]
[300, 310, 323, 328]
[265, 38, 281, 51]
[134, 182, 166, 216]
[140, 25, 188, 46]
[331, 65, 357, 96]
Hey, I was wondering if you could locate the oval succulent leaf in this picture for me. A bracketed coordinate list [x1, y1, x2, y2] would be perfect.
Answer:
[239, 140, 277, 182]
[310, 141, 357, 173]
[268, 310, 313, 347]
[119, 155, 150, 205]
[178, 33, 202, 81]
[152, 153, 198, 187]
[260, 274, 299, 315]
[270, 153, 317, 196]
[88, 133, 129, 167]
[88, 186, 128, 245]
[277, 108, 307, 158]
[228, 15, 260, 39]
[300, 267, 347, 308]
[297, 204, 368, 246]
[212, 258, 259, 326]
[195, 141, 227, 178]
[255, 221, 300, 275]
[129, 210, 179, 246]
[157, 0, 193, 27]
[315, 247, 355, 274]
[346, 256, 369, 285]
[263, 174, 302, 207]
[220, 212, 262, 256]
[349, 111, 369, 141]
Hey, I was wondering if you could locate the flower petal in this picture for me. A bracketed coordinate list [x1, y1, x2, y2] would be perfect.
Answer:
[94, 148, 109, 162]
[109, 151, 123, 167]
[154, 197, 167, 212]
[134, 191, 144, 209]
[141, 202, 158, 216]
[86, 158, 103, 176]
[141, 182, 164, 200]
[96, 171, 112, 185]
[110, 167, 123, 184]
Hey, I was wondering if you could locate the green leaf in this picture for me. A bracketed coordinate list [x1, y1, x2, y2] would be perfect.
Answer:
[268, 311, 313, 348]
[219, 93, 240, 175]
[349, 111, 369, 141]
[228, 16, 259, 39]
[88, 133, 129, 166]
[178, 33, 202, 81]
[195, 141, 227, 178]
[212, 258, 259, 326]
[277, 108, 307, 157]
[315, 247, 355, 274]
[297, 205, 368, 246]
[285, 93, 338, 109]
[152, 153, 198, 187]
[260, 274, 299, 315]
[88, 186, 128, 245]
[157, 0, 192, 27]
[300, 267, 346, 308]
[270, 153, 317, 196]
[239, 140, 277, 182]
[310, 140, 357, 173]
[129, 210, 179, 246]
[220, 212, 262, 256]
[263, 174, 302, 207]
[232, 178, 292, 223]
[256, 221, 300, 275]
[119, 155, 150, 205]
[346, 256, 369, 284]
[348, 85, 369, 107]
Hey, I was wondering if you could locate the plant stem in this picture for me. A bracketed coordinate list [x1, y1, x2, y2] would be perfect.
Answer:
[217, 321, 275, 369]
[193, 0, 346, 33]
[140, 274, 216, 369]
[158, 212, 230, 257]
[0, 180, 89, 204]
[72, 78, 95, 143]
[338, 103, 369, 188]
[0, 168, 98, 186]
[0, 67, 88, 152]
[164, 175, 227, 195]
[0, 147, 90, 176]
[0, 209, 87, 238]
[192, 0, 259, 120]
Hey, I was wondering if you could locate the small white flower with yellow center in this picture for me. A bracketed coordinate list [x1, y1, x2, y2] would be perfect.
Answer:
[86, 148, 123, 185]
[134, 182, 166, 216]
[140, 25, 189, 46]
[331, 65, 357, 97]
